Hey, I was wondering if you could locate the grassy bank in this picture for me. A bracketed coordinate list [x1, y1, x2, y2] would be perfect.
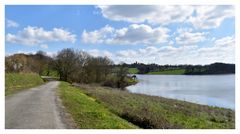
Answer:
[58, 82, 138, 129]
[5, 73, 44, 96]
[75, 84, 235, 129]
[148, 69, 185, 75]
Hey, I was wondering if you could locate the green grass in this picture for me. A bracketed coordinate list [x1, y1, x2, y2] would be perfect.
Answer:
[77, 84, 235, 129]
[128, 68, 139, 74]
[5, 73, 44, 96]
[148, 69, 185, 75]
[58, 82, 138, 129]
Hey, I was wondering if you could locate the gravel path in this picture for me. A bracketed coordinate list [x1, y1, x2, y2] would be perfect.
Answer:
[5, 81, 67, 129]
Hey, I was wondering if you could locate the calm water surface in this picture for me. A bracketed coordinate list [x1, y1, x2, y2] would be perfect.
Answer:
[127, 74, 235, 109]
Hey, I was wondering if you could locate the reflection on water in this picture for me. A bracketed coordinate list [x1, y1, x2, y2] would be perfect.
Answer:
[126, 74, 235, 109]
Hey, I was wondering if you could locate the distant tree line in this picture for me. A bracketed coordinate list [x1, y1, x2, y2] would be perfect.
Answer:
[184, 63, 235, 75]
[119, 62, 235, 75]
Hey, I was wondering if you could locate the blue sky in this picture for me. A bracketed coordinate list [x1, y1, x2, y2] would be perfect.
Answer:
[5, 5, 235, 65]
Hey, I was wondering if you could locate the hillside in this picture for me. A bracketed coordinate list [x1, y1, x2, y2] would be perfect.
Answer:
[5, 73, 44, 95]
[5, 51, 52, 74]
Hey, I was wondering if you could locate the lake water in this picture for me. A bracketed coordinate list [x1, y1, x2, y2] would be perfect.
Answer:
[126, 74, 235, 109]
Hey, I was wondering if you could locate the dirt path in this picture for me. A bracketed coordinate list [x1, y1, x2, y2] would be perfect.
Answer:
[5, 81, 67, 129]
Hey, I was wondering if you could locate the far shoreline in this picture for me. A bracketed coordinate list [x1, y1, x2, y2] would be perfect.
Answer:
[131, 73, 235, 75]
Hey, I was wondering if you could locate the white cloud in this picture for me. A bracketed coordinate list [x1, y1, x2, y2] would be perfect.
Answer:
[97, 5, 234, 29]
[6, 50, 56, 57]
[196, 36, 234, 63]
[89, 35, 234, 65]
[5, 51, 36, 56]
[81, 25, 114, 44]
[6, 26, 76, 46]
[8, 35, 234, 65]
[6, 19, 19, 28]
[97, 5, 194, 25]
[115, 46, 197, 64]
[81, 24, 170, 45]
[175, 28, 207, 45]
[87, 49, 113, 57]
[40, 44, 48, 49]
[188, 5, 234, 29]
[116, 49, 138, 57]
[194, 36, 234, 63]
[214, 36, 234, 47]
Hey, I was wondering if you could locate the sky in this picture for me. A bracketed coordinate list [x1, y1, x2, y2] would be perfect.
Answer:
[5, 5, 235, 65]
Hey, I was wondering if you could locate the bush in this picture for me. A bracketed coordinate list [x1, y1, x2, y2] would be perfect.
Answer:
[102, 76, 138, 89]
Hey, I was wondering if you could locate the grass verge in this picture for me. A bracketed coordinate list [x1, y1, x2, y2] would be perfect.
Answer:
[148, 69, 185, 75]
[76, 84, 235, 129]
[58, 82, 138, 129]
[5, 73, 44, 96]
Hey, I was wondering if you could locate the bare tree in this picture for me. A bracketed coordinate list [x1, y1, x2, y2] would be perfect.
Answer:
[53, 48, 78, 81]
[84, 56, 114, 83]
[69, 51, 91, 83]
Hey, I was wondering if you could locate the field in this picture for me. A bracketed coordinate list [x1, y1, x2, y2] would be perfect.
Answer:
[75, 84, 235, 129]
[128, 68, 139, 74]
[5, 73, 44, 96]
[148, 69, 185, 75]
[58, 82, 138, 128]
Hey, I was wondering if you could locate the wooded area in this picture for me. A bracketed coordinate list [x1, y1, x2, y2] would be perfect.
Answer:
[5, 49, 132, 89]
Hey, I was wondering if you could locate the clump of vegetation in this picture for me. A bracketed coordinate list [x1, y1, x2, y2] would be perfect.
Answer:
[58, 82, 138, 129]
[5, 73, 44, 95]
[103, 64, 138, 89]
[76, 84, 235, 129]
[103, 75, 138, 89]
[52, 48, 114, 83]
